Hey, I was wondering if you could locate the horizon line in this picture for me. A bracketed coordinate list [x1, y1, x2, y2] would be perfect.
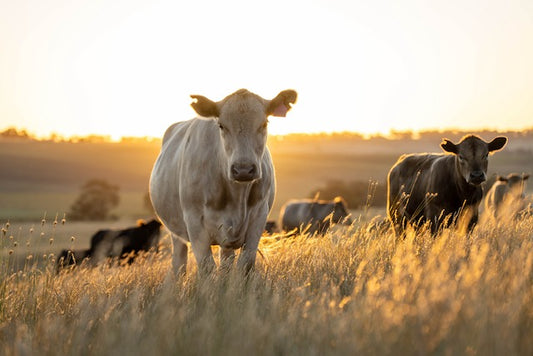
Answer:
[2, 125, 533, 143]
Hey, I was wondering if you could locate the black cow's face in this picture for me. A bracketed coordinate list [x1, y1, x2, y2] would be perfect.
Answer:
[441, 135, 507, 186]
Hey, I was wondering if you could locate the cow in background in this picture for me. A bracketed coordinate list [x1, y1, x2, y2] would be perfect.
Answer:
[57, 248, 90, 269]
[57, 219, 162, 270]
[279, 196, 352, 235]
[88, 219, 162, 263]
[387, 135, 507, 236]
[484, 173, 530, 222]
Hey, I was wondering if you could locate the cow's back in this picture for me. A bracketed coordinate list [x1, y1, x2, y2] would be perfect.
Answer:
[388, 154, 440, 207]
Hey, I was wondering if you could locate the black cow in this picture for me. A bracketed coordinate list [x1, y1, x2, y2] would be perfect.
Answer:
[57, 248, 90, 269]
[387, 135, 507, 236]
[57, 219, 162, 269]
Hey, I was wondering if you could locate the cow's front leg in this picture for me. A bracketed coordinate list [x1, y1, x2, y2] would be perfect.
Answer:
[426, 204, 444, 235]
[237, 214, 266, 273]
[189, 239, 215, 274]
[184, 213, 216, 274]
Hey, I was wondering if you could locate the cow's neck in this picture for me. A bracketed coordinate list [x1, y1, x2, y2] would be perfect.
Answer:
[228, 181, 254, 235]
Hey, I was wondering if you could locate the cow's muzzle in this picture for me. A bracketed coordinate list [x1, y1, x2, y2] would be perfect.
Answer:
[468, 171, 486, 185]
[231, 162, 258, 182]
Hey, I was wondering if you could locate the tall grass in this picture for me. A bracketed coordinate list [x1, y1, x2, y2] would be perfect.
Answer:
[0, 216, 532, 355]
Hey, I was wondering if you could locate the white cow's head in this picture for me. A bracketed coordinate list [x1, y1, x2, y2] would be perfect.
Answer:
[190, 89, 297, 182]
[441, 135, 507, 186]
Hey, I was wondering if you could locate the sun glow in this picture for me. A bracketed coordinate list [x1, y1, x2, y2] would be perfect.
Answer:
[1, 0, 533, 140]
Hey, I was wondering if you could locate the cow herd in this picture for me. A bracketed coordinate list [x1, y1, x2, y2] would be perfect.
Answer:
[58, 89, 531, 275]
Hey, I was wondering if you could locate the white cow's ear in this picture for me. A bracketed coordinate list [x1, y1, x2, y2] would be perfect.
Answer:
[191, 95, 219, 118]
[440, 139, 458, 154]
[267, 89, 297, 117]
[523, 174, 530, 180]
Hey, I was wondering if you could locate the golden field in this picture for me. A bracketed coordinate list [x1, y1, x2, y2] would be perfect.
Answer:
[0, 214, 532, 355]
[0, 130, 532, 355]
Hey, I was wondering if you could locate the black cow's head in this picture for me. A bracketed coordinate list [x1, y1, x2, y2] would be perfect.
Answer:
[441, 135, 507, 186]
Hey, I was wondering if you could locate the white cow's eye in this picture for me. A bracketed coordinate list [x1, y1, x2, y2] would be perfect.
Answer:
[218, 123, 225, 131]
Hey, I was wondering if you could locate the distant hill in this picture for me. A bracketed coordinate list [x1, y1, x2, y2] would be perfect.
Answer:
[1, 129, 532, 220]
[0, 140, 160, 193]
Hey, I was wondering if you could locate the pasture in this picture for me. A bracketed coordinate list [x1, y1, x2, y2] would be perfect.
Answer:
[0, 131, 532, 354]
[0, 215, 532, 355]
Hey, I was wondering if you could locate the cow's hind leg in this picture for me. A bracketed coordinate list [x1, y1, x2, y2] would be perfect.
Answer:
[171, 234, 188, 275]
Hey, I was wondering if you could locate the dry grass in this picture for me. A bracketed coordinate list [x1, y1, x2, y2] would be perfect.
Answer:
[0, 215, 532, 355]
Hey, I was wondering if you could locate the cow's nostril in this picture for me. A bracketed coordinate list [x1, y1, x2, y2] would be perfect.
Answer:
[231, 165, 239, 176]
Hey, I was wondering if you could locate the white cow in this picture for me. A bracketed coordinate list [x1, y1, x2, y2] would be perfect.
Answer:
[150, 89, 297, 274]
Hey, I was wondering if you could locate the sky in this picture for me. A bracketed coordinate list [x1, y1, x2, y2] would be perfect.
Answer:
[1, 0, 532, 139]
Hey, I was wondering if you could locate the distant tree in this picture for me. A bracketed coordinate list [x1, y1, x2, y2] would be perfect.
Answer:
[69, 179, 120, 220]
[0, 127, 31, 140]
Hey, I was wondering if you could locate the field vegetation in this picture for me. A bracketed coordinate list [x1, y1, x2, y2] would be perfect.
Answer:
[1, 128, 532, 354]
[0, 213, 532, 355]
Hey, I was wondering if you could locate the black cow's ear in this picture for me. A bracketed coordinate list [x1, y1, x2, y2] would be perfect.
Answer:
[136, 219, 146, 227]
[266, 89, 297, 117]
[333, 196, 347, 207]
[441, 139, 458, 154]
[488, 136, 507, 152]
[191, 95, 219, 118]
